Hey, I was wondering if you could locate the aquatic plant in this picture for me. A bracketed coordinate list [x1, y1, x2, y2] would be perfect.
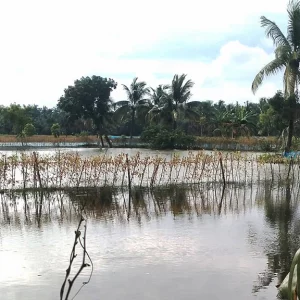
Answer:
[60, 215, 93, 300]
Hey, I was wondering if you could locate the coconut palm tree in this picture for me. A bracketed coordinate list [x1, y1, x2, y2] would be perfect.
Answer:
[113, 77, 151, 140]
[251, 0, 300, 152]
[170, 74, 195, 129]
[148, 74, 198, 129]
[149, 84, 170, 105]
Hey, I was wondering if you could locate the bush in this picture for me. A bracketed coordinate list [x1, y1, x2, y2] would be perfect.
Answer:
[51, 123, 61, 138]
[140, 125, 161, 143]
[23, 123, 36, 136]
[79, 131, 89, 137]
[141, 126, 195, 149]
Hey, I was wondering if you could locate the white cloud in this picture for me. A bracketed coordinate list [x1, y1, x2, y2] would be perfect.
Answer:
[0, 0, 290, 107]
[110, 41, 280, 103]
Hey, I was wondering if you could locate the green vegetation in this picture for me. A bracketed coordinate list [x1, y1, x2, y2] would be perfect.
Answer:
[23, 123, 36, 137]
[51, 123, 61, 138]
[0, 82, 298, 150]
[251, 0, 300, 152]
[58, 76, 117, 147]
[141, 125, 195, 149]
[113, 77, 151, 140]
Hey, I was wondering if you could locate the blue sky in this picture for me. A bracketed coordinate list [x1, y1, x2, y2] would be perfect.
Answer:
[0, 0, 290, 107]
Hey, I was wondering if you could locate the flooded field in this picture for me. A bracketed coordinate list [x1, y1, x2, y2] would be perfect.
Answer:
[0, 148, 294, 191]
[0, 180, 299, 299]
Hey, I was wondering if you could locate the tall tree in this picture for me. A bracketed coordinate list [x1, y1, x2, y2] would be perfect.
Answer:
[170, 74, 195, 129]
[149, 84, 170, 105]
[113, 77, 151, 140]
[58, 76, 117, 147]
[148, 74, 197, 130]
[5, 104, 31, 134]
[251, 0, 300, 152]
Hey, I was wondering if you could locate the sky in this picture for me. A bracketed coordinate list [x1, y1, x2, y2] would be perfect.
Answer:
[0, 0, 290, 107]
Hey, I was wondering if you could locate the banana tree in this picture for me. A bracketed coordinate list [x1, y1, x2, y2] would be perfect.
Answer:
[251, 0, 300, 152]
[231, 106, 257, 136]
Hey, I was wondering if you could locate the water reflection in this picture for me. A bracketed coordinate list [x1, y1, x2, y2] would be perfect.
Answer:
[0, 182, 299, 299]
[252, 182, 300, 294]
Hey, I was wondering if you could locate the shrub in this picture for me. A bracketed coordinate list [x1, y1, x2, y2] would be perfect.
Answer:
[141, 126, 195, 149]
[79, 131, 89, 137]
[23, 123, 36, 136]
[51, 123, 61, 138]
[140, 125, 161, 143]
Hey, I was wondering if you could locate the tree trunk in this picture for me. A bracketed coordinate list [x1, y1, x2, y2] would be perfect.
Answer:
[104, 134, 112, 148]
[99, 135, 104, 148]
[130, 109, 135, 146]
[286, 117, 294, 152]
[285, 95, 296, 153]
[173, 103, 178, 130]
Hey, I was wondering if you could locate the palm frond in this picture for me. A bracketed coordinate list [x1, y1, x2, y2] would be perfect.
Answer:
[287, 0, 300, 49]
[147, 106, 163, 123]
[113, 105, 131, 122]
[275, 45, 291, 60]
[181, 79, 195, 93]
[260, 16, 290, 47]
[130, 77, 139, 91]
[149, 84, 170, 104]
[183, 108, 200, 121]
[112, 100, 130, 110]
[251, 58, 286, 94]
[180, 91, 192, 103]
[186, 100, 201, 106]
[122, 84, 132, 101]
[136, 99, 151, 106]
[171, 74, 194, 103]
[123, 77, 150, 105]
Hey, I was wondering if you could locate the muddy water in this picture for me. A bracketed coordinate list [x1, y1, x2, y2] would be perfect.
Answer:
[0, 182, 299, 300]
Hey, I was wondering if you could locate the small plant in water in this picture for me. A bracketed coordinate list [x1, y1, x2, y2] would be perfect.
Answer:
[60, 215, 93, 300]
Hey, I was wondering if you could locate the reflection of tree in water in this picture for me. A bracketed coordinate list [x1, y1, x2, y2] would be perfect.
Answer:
[2, 182, 300, 297]
[0, 190, 78, 227]
[150, 185, 192, 217]
[252, 182, 300, 294]
[0, 184, 252, 228]
[68, 187, 123, 222]
[69, 187, 150, 224]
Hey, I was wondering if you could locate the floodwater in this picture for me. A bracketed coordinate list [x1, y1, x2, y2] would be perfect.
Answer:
[1, 181, 299, 300]
[0, 147, 288, 190]
[0, 146, 266, 159]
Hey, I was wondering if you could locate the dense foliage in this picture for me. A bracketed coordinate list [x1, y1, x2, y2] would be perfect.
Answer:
[1, 86, 300, 143]
[141, 125, 195, 149]
[251, 0, 300, 151]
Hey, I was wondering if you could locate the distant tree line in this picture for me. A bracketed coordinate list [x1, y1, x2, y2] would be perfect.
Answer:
[1, 74, 300, 146]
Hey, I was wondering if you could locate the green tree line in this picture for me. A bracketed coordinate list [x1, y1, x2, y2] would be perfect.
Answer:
[2, 76, 300, 142]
